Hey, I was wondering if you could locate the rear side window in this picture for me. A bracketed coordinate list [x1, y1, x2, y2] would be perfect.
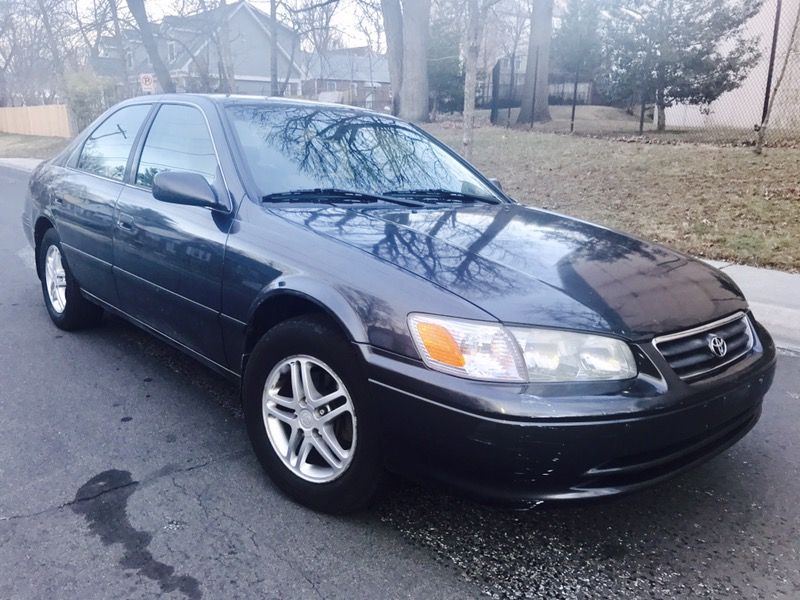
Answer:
[77, 104, 151, 181]
[135, 104, 218, 189]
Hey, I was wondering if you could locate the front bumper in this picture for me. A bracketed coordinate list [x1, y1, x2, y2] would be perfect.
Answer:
[360, 317, 776, 506]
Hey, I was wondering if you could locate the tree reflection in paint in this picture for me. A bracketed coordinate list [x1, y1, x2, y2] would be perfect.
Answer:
[224, 104, 497, 200]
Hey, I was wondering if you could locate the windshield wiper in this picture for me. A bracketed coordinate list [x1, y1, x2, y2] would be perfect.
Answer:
[262, 188, 424, 208]
[382, 188, 501, 205]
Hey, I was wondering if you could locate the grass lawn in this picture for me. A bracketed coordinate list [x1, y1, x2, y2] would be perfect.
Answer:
[425, 123, 800, 271]
[0, 133, 69, 159]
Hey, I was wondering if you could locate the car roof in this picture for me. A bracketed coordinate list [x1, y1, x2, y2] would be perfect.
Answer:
[122, 93, 395, 120]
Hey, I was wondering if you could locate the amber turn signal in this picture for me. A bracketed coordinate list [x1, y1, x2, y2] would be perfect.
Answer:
[414, 321, 466, 368]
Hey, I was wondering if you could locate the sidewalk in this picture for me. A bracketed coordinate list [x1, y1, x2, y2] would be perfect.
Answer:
[2, 157, 798, 352]
[0, 158, 43, 172]
[706, 261, 800, 352]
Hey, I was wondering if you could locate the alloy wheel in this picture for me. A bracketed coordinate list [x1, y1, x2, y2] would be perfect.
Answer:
[44, 245, 67, 314]
[262, 355, 357, 483]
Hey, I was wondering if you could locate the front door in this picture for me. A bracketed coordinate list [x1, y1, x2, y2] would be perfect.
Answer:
[112, 103, 233, 366]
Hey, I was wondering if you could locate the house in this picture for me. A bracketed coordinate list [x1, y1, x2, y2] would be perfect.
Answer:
[93, 1, 304, 96]
[301, 47, 392, 110]
[91, 1, 393, 111]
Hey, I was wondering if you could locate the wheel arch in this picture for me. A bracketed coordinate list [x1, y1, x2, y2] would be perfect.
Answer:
[241, 280, 369, 373]
[33, 216, 56, 279]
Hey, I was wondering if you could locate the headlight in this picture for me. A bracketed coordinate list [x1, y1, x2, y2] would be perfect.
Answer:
[407, 314, 526, 381]
[408, 314, 637, 382]
[508, 326, 637, 382]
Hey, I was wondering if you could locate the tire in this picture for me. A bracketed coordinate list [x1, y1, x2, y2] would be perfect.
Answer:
[243, 314, 384, 514]
[38, 228, 103, 331]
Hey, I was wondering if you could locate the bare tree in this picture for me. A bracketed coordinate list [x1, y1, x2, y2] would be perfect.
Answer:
[382, 0, 431, 121]
[70, 0, 112, 60]
[1, 0, 75, 104]
[462, 0, 500, 159]
[517, 0, 552, 124]
[126, 0, 175, 92]
[356, 0, 385, 54]
[293, 0, 341, 81]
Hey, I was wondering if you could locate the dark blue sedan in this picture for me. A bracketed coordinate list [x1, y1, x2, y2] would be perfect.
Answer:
[22, 95, 776, 513]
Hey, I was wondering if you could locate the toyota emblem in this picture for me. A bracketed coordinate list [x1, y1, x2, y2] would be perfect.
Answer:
[708, 335, 728, 358]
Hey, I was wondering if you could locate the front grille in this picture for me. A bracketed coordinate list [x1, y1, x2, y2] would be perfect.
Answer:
[653, 312, 755, 381]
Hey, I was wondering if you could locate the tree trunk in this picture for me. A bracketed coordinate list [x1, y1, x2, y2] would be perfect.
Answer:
[517, 0, 553, 124]
[462, 0, 480, 159]
[656, 87, 666, 131]
[270, 0, 280, 95]
[381, 0, 404, 116]
[126, 0, 175, 93]
[398, 0, 430, 122]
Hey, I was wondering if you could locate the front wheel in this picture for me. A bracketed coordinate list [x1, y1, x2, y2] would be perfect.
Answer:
[243, 315, 384, 514]
[38, 228, 103, 330]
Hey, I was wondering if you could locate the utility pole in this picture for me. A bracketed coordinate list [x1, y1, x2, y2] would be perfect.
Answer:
[761, 0, 783, 125]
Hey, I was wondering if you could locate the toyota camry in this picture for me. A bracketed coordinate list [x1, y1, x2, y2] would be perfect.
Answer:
[22, 95, 776, 513]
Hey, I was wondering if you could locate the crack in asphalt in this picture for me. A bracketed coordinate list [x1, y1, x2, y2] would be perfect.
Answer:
[214, 502, 326, 600]
[0, 448, 249, 523]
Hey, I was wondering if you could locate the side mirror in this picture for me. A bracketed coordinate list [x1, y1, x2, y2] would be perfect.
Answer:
[489, 177, 503, 191]
[152, 171, 220, 209]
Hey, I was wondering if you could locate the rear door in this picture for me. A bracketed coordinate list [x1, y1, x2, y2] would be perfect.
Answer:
[55, 104, 152, 304]
[112, 102, 234, 367]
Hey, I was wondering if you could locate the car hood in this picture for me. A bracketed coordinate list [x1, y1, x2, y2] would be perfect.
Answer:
[271, 203, 747, 340]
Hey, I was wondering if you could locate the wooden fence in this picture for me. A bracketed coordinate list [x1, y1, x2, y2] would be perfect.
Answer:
[0, 104, 73, 138]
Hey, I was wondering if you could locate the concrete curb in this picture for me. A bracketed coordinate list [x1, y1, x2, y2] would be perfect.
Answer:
[2, 158, 798, 351]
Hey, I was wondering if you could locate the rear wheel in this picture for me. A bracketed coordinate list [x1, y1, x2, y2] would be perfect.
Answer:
[243, 315, 383, 513]
[38, 228, 103, 330]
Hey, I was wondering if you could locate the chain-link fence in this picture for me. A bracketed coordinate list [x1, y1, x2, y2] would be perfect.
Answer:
[486, 0, 800, 147]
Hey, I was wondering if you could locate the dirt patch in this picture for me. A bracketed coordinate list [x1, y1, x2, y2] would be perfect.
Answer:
[425, 123, 800, 271]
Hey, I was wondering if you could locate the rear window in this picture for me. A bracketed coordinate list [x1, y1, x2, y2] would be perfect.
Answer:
[77, 104, 151, 181]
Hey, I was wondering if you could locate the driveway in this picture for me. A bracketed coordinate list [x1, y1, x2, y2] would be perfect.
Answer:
[1, 165, 798, 599]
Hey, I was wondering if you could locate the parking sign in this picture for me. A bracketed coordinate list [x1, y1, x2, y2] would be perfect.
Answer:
[139, 73, 156, 94]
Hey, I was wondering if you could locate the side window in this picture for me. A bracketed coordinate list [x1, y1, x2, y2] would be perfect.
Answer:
[135, 104, 218, 189]
[77, 104, 151, 180]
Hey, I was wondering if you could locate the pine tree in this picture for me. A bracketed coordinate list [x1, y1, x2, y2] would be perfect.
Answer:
[602, 0, 763, 131]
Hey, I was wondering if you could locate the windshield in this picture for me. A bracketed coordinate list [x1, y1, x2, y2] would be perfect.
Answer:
[224, 104, 501, 202]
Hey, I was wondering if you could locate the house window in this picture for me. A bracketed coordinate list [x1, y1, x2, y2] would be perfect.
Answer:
[167, 41, 176, 63]
[326, 81, 336, 92]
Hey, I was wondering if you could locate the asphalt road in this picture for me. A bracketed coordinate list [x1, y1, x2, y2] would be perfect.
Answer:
[1, 164, 798, 599]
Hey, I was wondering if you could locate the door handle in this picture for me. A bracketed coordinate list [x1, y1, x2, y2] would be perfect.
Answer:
[117, 213, 136, 232]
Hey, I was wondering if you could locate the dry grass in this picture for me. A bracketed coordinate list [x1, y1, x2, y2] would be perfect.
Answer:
[425, 123, 800, 271]
[0, 133, 69, 159]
